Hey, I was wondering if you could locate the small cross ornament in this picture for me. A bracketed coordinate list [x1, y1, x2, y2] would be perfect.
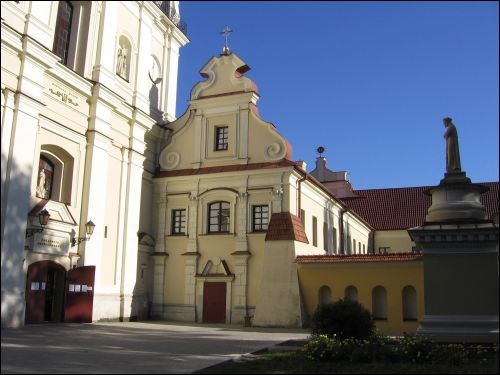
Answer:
[220, 25, 233, 54]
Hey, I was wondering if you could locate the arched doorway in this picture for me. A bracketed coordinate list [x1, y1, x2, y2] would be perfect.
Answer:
[25, 261, 66, 324]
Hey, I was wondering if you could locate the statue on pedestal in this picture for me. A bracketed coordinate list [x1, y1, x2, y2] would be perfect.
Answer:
[443, 117, 461, 173]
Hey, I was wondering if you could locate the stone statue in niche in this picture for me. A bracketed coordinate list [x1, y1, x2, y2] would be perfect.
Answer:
[116, 45, 128, 79]
[443, 117, 461, 173]
[36, 169, 46, 199]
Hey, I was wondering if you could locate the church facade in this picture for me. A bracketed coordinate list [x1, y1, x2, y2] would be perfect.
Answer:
[2, 2, 498, 336]
[1, 0, 188, 327]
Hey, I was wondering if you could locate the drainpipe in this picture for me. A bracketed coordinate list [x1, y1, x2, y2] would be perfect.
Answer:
[339, 208, 347, 254]
[297, 171, 307, 218]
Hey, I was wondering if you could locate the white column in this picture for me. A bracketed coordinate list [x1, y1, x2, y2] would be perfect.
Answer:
[133, 6, 152, 113]
[164, 41, 180, 120]
[25, 1, 55, 48]
[81, 131, 110, 289]
[0, 94, 42, 328]
[91, 1, 118, 86]
[120, 150, 145, 319]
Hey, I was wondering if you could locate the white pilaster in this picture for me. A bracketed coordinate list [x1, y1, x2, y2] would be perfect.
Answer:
[0, 93, 42, 328]
[91, 1, 118, 87]
[187, 193, 198, 252]
[272, 185, 283, 213]
[120, 150, 145, 318]
[151, 253, 168, 317]
[236, 191, 248, 252]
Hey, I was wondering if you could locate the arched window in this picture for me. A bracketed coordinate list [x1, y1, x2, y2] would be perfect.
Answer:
[37, 146, 75, 204]
[372, 286, 387, 320]
[318, 285, 332, 305]
[208, 201, 230, 233]
[36, 156, 54, 200]
[344, 285, 358, 302]
[402, 286, 418, 321]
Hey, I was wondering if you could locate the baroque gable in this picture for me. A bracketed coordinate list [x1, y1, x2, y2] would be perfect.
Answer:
[158, 52, 291, 171]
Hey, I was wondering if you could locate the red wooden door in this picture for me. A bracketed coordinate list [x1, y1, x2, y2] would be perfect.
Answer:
[64, 266, 95, 323]
[25, 261, 49, 324]
[203, 282, 226, 323]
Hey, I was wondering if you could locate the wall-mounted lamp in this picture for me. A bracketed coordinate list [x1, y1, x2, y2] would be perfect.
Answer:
[26, 209, 50, 238]
[71, 220, 95, 247]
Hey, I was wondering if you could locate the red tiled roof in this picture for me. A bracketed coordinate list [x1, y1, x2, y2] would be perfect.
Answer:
[295, 253, 423, 264]
[265, 212, 309, 243]
[341, 182, 498, 230]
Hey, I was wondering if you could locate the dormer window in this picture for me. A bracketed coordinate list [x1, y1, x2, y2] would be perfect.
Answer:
[215, 126, 228, 151]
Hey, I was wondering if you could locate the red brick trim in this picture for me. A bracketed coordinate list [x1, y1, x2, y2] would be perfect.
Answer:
[155, 160, 296, 178]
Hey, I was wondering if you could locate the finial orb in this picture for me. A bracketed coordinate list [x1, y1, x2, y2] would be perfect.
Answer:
[317, 146, 326, 156]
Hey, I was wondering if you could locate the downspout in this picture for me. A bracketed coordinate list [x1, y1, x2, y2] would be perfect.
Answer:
[339, 208, 347, 254]
[297, 171, 307, 218]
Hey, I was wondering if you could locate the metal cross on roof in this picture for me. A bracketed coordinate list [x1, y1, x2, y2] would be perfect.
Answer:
[220, 25, 233, 54]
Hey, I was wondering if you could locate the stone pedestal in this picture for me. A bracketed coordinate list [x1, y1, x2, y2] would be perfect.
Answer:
[408, 172, 499, 343]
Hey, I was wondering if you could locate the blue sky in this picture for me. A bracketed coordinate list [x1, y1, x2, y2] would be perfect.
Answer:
[175, 1, 499, 190]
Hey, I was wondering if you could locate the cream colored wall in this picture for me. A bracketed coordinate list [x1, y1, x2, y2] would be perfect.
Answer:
[298, 261, 425, 335]
[288, 172, 370, 255]
[159, 54, 290, 171]
[160, 170, 282, 312]
[374, 230, 416, 253]
[99, 148, 122, 286]
[344, 215, 370, 254]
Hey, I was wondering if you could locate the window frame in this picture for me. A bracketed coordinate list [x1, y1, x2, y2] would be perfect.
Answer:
[208, 201, 230, 233]
[53, 1, 74, 65]
[171, 208, 187, 235]
[251, 204, 269, 232]
[214, 126, 229, 151]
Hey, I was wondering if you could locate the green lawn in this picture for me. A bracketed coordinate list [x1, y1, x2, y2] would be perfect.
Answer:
[194, 351, 499, 374]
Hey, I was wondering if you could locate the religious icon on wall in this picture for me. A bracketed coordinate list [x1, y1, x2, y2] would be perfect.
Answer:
[36, 157, 54, 200]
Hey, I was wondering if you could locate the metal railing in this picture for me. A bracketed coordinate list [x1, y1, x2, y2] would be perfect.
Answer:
[153, 1, 188, 36]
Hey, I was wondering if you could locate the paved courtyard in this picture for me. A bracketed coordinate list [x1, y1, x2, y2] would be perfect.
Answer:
[1, 321, 309, 373]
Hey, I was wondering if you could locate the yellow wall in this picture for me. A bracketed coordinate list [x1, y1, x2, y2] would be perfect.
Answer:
[298, 261, 424, 335]
[374, 230, 416, 253]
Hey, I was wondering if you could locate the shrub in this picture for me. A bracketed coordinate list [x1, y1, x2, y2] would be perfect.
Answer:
[311, 299, 374, 340]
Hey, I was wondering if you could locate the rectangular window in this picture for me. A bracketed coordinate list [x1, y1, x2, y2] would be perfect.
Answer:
[215, 126, 228, 151]
[300, 209, 305, 229]
[172, 209, 187, 235]
[252, 205, 269, 232]
[208, 201, 230, 233]
[312, 216, 317, 247]
[53, 1, 73, 65]
[378, 247, 390, 254]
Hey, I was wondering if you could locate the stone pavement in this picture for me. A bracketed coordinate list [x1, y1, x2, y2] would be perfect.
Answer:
[1, 321, 309, 373]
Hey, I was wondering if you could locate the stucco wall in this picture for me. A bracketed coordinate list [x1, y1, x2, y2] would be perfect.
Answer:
[298, 261, 424, 335]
